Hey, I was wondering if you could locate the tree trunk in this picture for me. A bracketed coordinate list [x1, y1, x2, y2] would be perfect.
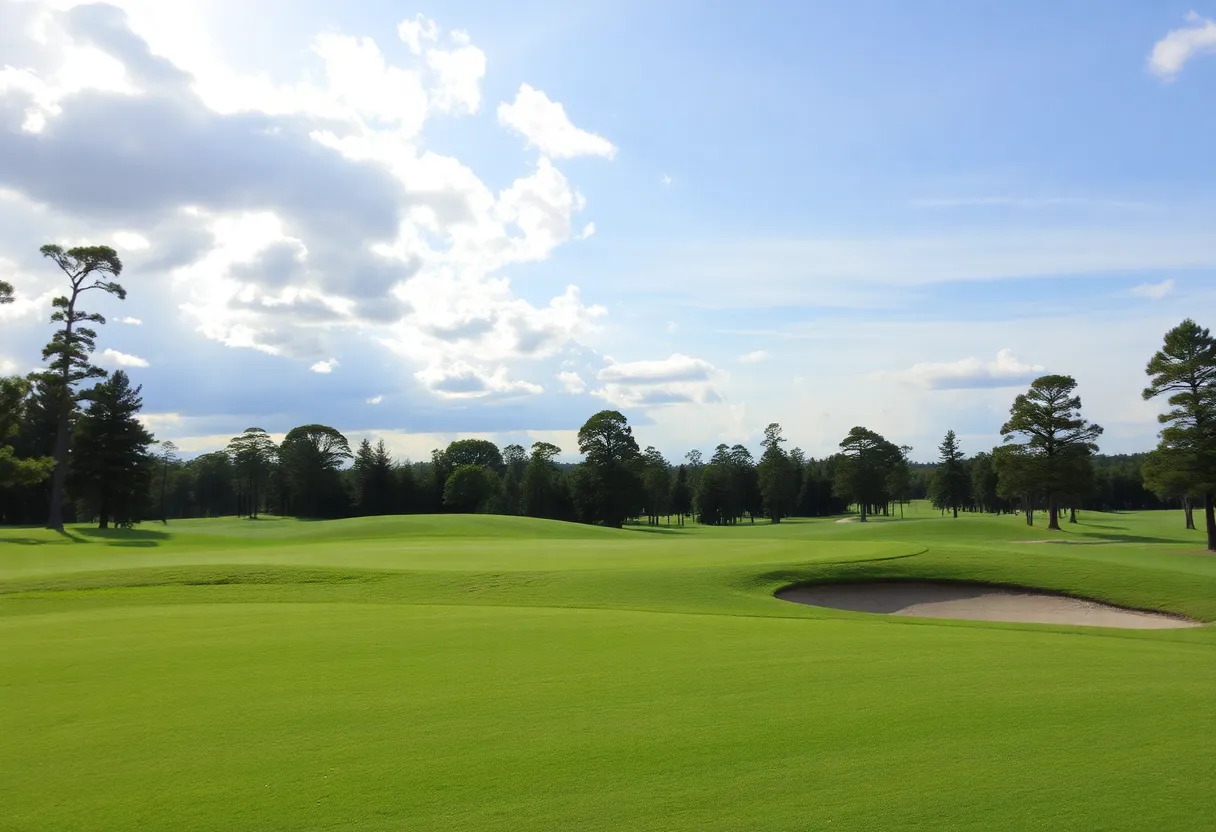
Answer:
[1024, 496, 1033, 526]
[1069, 506, 1077, 524]
[1047, 496, 1061, 531]
[98, 499, 110, 530]
[952, 505, 958, 519]
[1184, 497, 1195, 531]
[859, 502, 867, 522]
[1205, 492, 1216, 552]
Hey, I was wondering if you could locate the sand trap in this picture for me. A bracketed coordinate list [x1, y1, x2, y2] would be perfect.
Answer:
[776, 581, 1201, 629]
[834, 518, 857, 524]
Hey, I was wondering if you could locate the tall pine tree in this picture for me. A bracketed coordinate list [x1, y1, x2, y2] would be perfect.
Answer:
[69, 371, 154, 528]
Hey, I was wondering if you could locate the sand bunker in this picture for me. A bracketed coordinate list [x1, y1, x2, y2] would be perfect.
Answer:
[776, 581, 1201, 629]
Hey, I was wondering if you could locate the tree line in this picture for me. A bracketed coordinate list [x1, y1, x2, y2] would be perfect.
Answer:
[4, 245, 1216, 549]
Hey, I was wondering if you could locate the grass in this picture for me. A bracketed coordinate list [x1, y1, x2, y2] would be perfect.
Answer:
[2, 504, 1215, 831]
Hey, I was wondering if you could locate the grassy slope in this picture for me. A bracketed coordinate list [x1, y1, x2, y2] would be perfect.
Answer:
[2, 505, 1216, 831]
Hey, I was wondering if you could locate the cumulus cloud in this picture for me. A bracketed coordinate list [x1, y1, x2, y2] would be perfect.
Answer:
[0, 5, 611, 399]
[887, 349, 1044, 390]
[1150, 12, 1216, 79]
[310, 358, 338, 373]
[738, 349, 769, 364]
[120, 316, 142, 325]
[557, 370, 587, 394]
[1128, 278, 1175, 300]
[99, 347, 149, 368]
[415, 361, 543, 400]
[497, 84, 617, 159]
[592, 353, 722, 407]
[366, 394, 382, 405]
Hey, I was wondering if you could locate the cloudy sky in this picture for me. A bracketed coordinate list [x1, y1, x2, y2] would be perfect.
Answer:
[1, 0, 1215, 462]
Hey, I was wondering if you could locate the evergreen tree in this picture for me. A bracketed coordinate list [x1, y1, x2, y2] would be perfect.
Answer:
[833, 427, 902, 522]
[1000, 375, 1103, 531]
[669, 464, 691, 526]
[0, 278, 13, 305]
[38, 244, 127, 531]
[69, 370, 154, 528]
[970, 451, 999, 514]
[934, 430, 968, 518]
[1142, 319, 1216, 549]
[641, 446, 671, 524]
[757, 422, 796, 523]
[500, 443, 528, 515]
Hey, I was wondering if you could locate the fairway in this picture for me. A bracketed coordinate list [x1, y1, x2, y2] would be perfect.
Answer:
[3, 507, 1216, 831]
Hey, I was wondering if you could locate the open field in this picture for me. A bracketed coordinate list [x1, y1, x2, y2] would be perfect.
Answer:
[3, 504, 1216, 831]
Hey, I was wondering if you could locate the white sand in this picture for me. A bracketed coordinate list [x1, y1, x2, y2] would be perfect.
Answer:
[776, 581, 1201, 629]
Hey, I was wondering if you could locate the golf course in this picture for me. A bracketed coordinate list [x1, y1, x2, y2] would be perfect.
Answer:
[3, 505, 1215, 831]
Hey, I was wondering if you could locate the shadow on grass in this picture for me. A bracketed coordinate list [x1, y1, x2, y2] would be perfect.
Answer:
[74, 527, 171, 547]
[622, 525, 690, 535]
[1077, 532, 1191, 545]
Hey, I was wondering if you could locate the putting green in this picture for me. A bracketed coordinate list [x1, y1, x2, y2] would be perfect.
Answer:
[2, 505, 1216, 831]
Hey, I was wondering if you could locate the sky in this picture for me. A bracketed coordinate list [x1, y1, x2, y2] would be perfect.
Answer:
[1, 0, 1215, 464]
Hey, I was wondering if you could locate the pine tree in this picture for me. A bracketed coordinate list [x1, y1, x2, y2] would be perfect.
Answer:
[935, 430, 968, 518]
[69, 371, 154, 528]
[1000, 375, 1103, 531]
[1142, 319, 1216, 549]
[38, 244, 127, 531]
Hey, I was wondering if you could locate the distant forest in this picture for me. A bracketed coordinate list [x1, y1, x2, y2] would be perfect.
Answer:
[3, 245, 1215, 549]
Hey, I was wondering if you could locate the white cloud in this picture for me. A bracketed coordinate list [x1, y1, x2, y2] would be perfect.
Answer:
[738, 349, 769, 364]
[578, 221, 596, 240]
[557, 370, 587, 394]
[886, 349, 1044, 391]
[120, 316, 142, 325]
[425, 39, 486, 115]
[136, 412, 182, 431]
[592, 353, 723, 408]
[99, 348, 149, 368]
[1150, 12, 1216, 79]
[366, 394, 382, 404]
[1128, 278, 1175, 300]
[661, 174, 672, 186]
[113, 230, 150, 250]
[497, 84, 617, 159]
[415, 361, 543, 400]
[310, 358, 338, 373]
[398, 14, 438, 56]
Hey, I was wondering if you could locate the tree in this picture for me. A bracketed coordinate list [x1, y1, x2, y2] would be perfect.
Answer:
[69, 371, 154, 528]
[1142, 319, 1216, 550]
[640, 446, 672, 524]
[38, 244, 126, 531]
[280, 424, 352, 517]
[443, 439, 505, 474]
[576, 410, 642, 527]
[933, 430, 968, 518]
[1142, 448, 1201, 531]
[970, 451, 999, 514]
[521, 442, 563, 519]
[0, 278, 13, 305]
[669, 465, 691, 525]
[833, 427, 901, 522]
[500, 443, 528, 515]
[757, 422, 798, 523]
[0, 376, 53, 489]
[155, 440, 179, 523]
[443, 464, 497, 513]
[1000, 375, 1103, 531]
[227, 427, 277, 518]
[887, 444, 913, 519]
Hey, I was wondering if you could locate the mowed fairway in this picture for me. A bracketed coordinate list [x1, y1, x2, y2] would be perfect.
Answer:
[3, 507, 1216, 831]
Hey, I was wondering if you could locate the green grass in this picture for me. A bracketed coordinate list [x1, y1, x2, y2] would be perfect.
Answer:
[3, 505, 1216, 831]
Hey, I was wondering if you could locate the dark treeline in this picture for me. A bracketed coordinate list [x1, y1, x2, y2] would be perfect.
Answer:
[4, 245, 1216, 548]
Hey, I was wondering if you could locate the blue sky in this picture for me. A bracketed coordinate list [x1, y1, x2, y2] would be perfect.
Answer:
[1, 0, 1214, 462]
